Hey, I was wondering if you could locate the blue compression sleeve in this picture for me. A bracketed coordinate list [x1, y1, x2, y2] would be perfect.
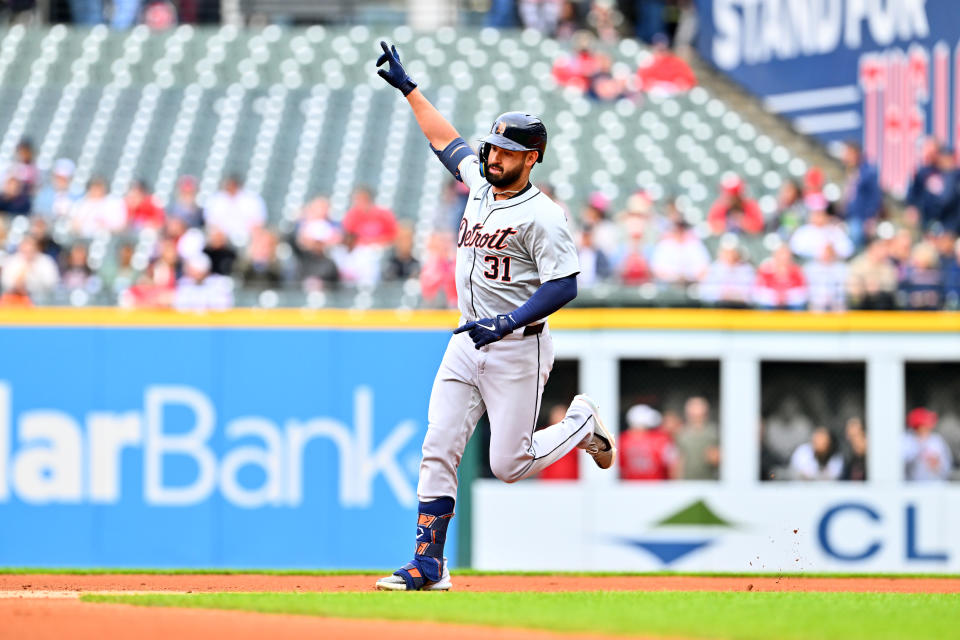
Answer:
[430, 137, 476, 182]
[506, 274, 578, 329]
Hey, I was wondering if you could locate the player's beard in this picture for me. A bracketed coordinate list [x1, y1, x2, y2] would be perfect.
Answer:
[485, 162, 524, 187]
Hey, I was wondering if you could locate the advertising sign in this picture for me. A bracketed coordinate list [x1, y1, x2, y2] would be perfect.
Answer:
[0, 326, 450, 568]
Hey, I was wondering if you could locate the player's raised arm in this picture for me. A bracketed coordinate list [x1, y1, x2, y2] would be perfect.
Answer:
[376, 41, 475, 182]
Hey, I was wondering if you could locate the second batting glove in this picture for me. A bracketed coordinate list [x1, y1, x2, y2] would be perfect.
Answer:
[453, 314, 517, 349]
[376, 40, 417, 96]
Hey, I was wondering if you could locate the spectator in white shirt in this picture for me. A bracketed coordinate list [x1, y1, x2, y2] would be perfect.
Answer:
[174, 252, 234, 311]
[789, 426, 844, 480]
[699, 234, 755, 307]
[651, 214, 710, 284]
[789, 196, 854, 261]
[1, 236, 59, 297]
[803, 243, 848, 311]
[203, 174, 266, 247]
[69, 177, 127, 237]
[33, 158, 81, 221]
[904, 408, 954, 482]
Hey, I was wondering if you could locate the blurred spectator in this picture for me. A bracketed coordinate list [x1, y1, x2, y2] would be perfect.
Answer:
[789, 426, 843, 480]
[577, 225, 613, 287]
[631, 0, 667, 43]
[203, 227, 238, 276]
[764, 395, 814, 470]
[101, 243, 138, 295]
[846, 238, 897, 309]
[69, 0, 141, 28]
[10, 138, 37, 193]
[618, 230, 651, 285]
[699, 235, 754, 307]
[887, 227, 914, 273]
[840, 141, 883, 247]
[586, 54, 629, 101]
[167, 175, 204, 228]
[898, 242, 941, 310]
[204, 174, 266, 247]
[342, 186, 397, 247]
[619, 404, 675, 481]
[60, 244, 94, 291]
[586, 0, 624, 43]
[332, 233, 382, 288]
[419, 231, 457, 307]
[788, 195, 853, 261]
[486, 0, 520, 27]
[538, 405, 579, 480]
[296, 203, 340, 291]
[804, 165, 825, 198]
[440, 180, 470, 232]
[673, 396, 719, 480]
[803, 244, 847, 311]
[841, 417, 867, 481]
[904, 408, 953, 482]
[0, 272, 32, 307]
[650, 212, 709, 284]
[581, 192, 620, 257]
[518, 0, 562, 35]
[382, 223, 420, 281]
[297, 196, 341, 247]
[753, 243, 807, 310]
[635, 34, 696, 93]
[707, 175, 764, 235]
[174, 252, 233, 311]
[770, 179, 805, 236]
[33, 159, 79, 221]
[552, 32, 602, 91]
[906, 138, 948, 230]
[553, 0, 583, 39]
[1, 237, 59, 298]
[0, 175, 31, 216]
[935, 146, 960, 233]
[123, 241, 178, 308]
[943, 238, 960, 308]
[125, 179, 165, 230]
[238, 228, 284, 290]
[28, 217, 61, 262]
[70, 177, 126, 237]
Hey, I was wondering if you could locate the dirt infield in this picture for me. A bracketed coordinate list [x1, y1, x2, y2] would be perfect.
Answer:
[2, 574, 958, 640]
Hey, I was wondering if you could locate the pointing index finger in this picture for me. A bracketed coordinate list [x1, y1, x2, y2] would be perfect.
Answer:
[452, 322, 475, 334]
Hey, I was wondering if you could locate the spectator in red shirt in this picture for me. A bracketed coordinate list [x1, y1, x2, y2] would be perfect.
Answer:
[538, 405, 580, 480]
[551, 32, 602, 91]
[419, 231, 457, 307]
[620, 404, 676, 481]
[754, 243, 808, 310]
[125, 180, 165, 230]
[708, 174, 764, 235]
[636, 35, 696, 94]
[342, 186, 397, 247]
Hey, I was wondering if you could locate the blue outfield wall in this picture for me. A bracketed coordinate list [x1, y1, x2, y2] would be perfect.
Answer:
[0, 326, 453, 568]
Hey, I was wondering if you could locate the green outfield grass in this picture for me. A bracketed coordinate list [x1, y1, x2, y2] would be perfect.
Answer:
[4, 567, 960, 578]
[83, 591, 959, 640]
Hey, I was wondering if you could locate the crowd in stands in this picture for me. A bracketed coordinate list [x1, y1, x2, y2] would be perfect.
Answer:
[4, 133, 960, 311]
[0, 138, 459, 309]
[559, 138, 960, 311]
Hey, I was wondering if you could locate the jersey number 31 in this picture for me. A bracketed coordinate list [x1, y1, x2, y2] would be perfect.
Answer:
[482, 255, 512, 282]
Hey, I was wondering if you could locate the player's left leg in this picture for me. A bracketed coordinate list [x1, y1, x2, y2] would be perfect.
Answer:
[478, 330, 601, 482]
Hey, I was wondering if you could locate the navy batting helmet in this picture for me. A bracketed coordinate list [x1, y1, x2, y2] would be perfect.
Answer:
[479, 112, 547, 176]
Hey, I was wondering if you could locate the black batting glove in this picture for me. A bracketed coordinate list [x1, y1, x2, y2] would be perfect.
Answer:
[376, 40, 418, 96]
[453, 314, 517, 349]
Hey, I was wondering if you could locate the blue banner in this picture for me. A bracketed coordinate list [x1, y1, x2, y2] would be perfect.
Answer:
[696, 0, 960, 195]
[0, 326, 452, 568]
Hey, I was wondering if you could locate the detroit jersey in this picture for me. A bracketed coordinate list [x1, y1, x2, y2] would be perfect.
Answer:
[454, 155, 580, 322]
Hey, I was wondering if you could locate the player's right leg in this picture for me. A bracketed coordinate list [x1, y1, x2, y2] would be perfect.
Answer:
[377, 333, 485, 591]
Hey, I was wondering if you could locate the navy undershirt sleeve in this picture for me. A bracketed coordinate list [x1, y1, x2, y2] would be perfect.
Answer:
[430, 137, 476, 182]
[507, 274, 578, 329]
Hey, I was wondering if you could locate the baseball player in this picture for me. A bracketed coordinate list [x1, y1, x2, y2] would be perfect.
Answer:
[373, 41, 617, 591]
